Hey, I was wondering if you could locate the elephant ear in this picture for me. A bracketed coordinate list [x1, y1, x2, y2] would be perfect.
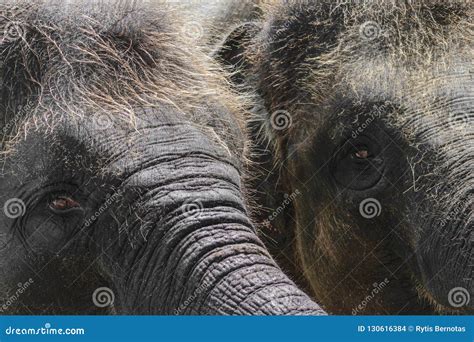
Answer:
[214, 22, 299, 282]
[212, 21, 259, 84]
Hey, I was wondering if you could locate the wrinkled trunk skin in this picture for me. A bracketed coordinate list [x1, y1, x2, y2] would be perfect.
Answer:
[414, 152, 473, 313]
[92, 111, 326, 315]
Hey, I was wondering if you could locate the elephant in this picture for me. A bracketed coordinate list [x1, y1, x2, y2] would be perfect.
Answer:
[217, 0, 473, 314]
[0, 0, 327, 315]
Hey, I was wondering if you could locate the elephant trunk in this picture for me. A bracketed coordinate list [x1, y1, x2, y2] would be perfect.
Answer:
[122, 163, 325, 315]
[168, 208, 324, 315]
[98, 116, 326, 315]
[179, 205, 327, 315]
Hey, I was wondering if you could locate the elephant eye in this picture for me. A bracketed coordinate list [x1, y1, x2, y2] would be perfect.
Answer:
[49, 196, 81, 212]
[353, 147, 371, 159]
[332, 136, 384, 191]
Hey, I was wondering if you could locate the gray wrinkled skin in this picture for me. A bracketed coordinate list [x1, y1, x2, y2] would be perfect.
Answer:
[217, 0, 473, 314]
[0, 0, 325, 315]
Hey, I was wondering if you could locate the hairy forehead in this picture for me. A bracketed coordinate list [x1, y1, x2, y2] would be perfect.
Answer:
[0, 0, 182, 61]
[0, 0, 176, 26]
[0, 0, 246, 159]
[336, 52, 473, 104]
[0, 1, 170, 134]
[264, 0, 471, 45]
[255, 0, 472, 114]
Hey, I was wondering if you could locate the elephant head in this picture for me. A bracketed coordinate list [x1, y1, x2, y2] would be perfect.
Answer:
[0, 0, 325, 315]
[218, 0, 473, 314]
